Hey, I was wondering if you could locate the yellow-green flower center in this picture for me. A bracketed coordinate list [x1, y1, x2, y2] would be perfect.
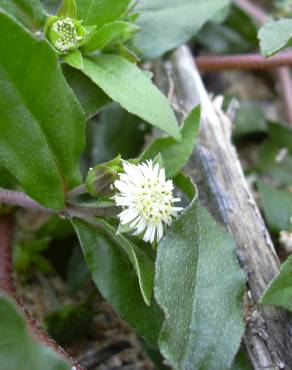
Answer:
[53, 18, 82, 53]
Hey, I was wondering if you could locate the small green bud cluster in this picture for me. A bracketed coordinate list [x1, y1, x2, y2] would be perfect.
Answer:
[52, 18, 82, 53]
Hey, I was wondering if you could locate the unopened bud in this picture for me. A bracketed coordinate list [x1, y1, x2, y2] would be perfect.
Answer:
[86, 156, 122, 197]
[45, 16, 87, 54]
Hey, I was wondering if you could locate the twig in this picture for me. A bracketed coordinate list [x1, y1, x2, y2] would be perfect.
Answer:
[196, 52, 292, 72]
[276, 67, 292, 126]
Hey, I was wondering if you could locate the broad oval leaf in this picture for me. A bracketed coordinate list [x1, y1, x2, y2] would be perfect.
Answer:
[0, 12, 85, 209]
[72, 218, 164, 346]
[261, 255, 292, 312]
[259, 19, 292, 57]
[80, 54, 181, 141]
[141, 106, 200, 178]
[76, 0, 131, 26]
[135, 0, 230, 60]
[0, 293, 71, 370]
[88, 218, 155, 306]
[155, 196, 245, 370]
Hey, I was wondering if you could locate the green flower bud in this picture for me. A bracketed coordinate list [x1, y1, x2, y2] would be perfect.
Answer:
[45, 16, 87, 54]
[86, 156, 122, 198]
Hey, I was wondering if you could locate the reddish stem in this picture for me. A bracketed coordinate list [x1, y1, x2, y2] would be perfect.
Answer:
[0, 215, 14, 295]
[277, 67, 292, 126]
[196, 52, 292, 72]
[0, 215, 84, 370]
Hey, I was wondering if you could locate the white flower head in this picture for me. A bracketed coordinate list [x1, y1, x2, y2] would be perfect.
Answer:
[52, 18, 82, 53]
[113, 160, 183, 244]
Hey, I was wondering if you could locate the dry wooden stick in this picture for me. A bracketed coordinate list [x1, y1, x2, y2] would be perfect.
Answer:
[154, 45, 292, 369]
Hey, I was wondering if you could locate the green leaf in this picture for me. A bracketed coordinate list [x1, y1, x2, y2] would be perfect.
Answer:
[62, 49, 83, 69]
[57, 0, 77, 18]
[80, 54, 181, 141]
[76, 218, 154, 305]
[259, 19, 292, 57]
[258, 182, 292, 233]
[0, 164, 16, 189]
[83, 21, 139, 53]
[0, 293, 71, 370]
[135, 0, 231, 60]
[0, 0, 47, 30]
[261, 255, 292, 312]
[173, 172, 197, 201]
[72, 218, 163, 345]
[0, 12, 85, 209]
[76, 0, 131, 26]
[141, 106, 200, 178]
[62, 65, 111, 120]
[155, 197, 245, 370]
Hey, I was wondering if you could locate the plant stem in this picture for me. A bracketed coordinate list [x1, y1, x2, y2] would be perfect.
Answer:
[67, 184, 87, 199]
[196, 52, 292, 72]
[0, 215, 15, 295]
[0, 188, 118, 220]
[67, 202, 119, 219]
[0, 189, 55, 213]
[277, 67, 292, 126]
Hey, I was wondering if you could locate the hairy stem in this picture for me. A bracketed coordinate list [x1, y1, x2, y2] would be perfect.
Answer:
[0, 189, 55, 213]
[67, 184, 87, 199]
[196, 52, 292, 72]
[0, 188, 117, 220]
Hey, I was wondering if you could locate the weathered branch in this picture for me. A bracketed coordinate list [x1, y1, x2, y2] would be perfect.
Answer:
[154, 45, 292, 370]
[196, 52, 292, 72]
